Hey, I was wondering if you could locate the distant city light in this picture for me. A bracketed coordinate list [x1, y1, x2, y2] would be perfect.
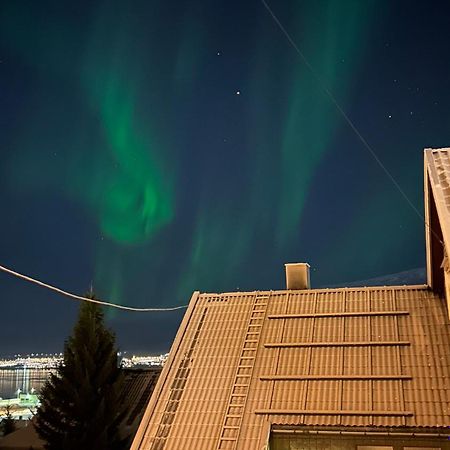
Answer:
[0, 352, 169, 369]
[0, 352, 168, 420]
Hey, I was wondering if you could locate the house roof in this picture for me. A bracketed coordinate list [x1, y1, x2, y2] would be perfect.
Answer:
[0, 421, 44, 450]
[132, 285, 450, 450]
[121, 367, 162, 432]
[131, 148, 450, 449]
[425, 148, 450, 251]
[425, 149, 450, 299]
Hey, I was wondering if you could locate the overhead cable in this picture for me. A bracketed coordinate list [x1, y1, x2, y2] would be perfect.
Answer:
[0, 264, 188, 312]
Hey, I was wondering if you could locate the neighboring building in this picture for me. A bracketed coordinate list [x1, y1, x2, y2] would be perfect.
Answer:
[131, 148, 450, 450]
[120, 367, 162, 439]
[0, 421, 43, 450]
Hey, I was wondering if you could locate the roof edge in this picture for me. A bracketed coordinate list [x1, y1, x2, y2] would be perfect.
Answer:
[271, 425, 450, 437]
[130, 291, 201, 450]
[197, 284, 430, 297]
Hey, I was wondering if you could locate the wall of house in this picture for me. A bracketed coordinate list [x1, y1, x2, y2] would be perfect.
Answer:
[269, 433, 450, 450]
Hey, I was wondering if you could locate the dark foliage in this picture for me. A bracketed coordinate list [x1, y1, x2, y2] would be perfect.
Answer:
[1, 405, 16, 436]
[35, 299, 129, 450]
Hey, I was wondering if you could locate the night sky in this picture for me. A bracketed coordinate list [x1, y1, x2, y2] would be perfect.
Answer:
[1, 0, 449, 356]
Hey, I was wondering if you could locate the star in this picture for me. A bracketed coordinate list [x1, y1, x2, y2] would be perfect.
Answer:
[217, 51, 221, 56]
[236, 91, 240, 95]
[388, 114, 392, 119]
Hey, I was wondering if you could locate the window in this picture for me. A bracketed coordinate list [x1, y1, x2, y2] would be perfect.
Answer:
[357, 447, 393, 450]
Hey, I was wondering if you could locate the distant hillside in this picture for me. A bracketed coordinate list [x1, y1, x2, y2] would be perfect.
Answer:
[326, 268, 426, 288]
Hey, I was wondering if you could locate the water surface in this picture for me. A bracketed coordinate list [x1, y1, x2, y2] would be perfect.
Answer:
[0, 368, 53, 399]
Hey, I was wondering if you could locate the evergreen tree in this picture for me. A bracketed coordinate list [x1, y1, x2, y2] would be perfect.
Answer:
[35, 298, 129, 450]
[1, 405, 16, 436]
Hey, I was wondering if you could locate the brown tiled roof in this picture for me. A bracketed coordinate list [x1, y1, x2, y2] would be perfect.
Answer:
[132, 286, 450, 450]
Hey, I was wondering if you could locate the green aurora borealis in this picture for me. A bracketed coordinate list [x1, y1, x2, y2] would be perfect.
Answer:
[2, 0, 448, 352]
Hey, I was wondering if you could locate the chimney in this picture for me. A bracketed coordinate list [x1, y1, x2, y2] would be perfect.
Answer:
[285, 263, 310, 290]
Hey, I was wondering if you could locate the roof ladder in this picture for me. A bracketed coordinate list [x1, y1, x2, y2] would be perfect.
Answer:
[216, 294, 269, 450]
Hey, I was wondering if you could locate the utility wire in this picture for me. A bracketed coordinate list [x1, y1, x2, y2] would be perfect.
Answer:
[261, 0, 444, 246]
[0, 264, 188, 312]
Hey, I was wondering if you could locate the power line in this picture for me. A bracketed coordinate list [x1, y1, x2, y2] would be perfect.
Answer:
[260, 0, 444, 246]
[0, 264, 188, 312]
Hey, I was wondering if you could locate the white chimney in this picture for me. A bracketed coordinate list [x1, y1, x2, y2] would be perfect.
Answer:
[285, 263, 310, 290]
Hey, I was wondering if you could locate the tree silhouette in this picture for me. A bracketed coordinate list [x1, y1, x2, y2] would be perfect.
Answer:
[35, 297, 129, 450]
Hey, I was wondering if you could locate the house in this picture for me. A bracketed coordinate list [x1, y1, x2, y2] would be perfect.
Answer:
[131, 148, 450, 450]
